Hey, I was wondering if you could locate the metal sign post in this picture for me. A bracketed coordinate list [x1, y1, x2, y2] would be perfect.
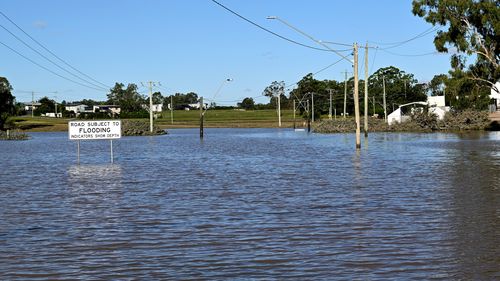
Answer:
[77, 140, 80, 164]
[110, 140, 113, 163]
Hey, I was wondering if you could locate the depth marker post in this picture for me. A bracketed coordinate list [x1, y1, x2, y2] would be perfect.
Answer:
[110, 140, 113, 163]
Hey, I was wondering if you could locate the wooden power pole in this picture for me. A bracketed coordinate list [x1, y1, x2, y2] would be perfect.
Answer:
[364, 42, 369, 137]
[200, 96, 204, 138]
[353, 43, 361, 149]
[383, 76, 387, 123]
[343, 70, 348, 118]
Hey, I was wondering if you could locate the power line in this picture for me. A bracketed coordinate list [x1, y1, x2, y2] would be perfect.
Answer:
[285, 57, 344, 89]
[0, 11, 111, 90]
[0, 23, 108, 91]
[0, 40, 106, 91]
[210, 0, 349, 53]
[373, 26, 439, 50]
[380, 48, 439, 57]
[370, 47, 378, 74]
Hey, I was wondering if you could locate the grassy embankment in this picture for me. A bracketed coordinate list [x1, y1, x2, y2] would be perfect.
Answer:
[10, 109, 306, 132]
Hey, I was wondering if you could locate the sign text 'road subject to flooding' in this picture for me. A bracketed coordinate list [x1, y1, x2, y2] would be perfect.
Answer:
[69, 120, 121, 140]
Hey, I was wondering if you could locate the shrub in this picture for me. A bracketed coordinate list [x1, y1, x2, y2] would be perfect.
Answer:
[121, 120, 166, 136]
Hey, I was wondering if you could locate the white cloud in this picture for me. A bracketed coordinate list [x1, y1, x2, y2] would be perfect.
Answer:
[33, 20, 47, 29]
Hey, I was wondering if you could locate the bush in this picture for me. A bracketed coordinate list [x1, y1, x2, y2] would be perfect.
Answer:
[120, 110, 149, 119]
[440, 110, 490, 130]
[121, 120, 166, 136]
[0, 130, 29, 140]
[313, 110, 492, 133]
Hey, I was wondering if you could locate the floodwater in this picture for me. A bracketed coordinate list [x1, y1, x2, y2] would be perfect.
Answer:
[0, 128, 499, 280]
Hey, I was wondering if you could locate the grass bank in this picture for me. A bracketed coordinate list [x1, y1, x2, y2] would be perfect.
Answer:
[10, 109, 306, 132]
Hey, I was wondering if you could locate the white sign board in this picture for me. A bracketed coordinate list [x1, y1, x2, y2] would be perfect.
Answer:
[69, 120, 121, 140]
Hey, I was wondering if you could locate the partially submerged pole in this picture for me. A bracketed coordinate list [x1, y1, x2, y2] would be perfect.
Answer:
[364, 42, 369, 137]
[353, 43, 361, 149]
[307, 100, 311, 133]
[200, 96, 204, 139]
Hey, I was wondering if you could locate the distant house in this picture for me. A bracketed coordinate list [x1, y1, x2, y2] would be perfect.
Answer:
[93, 105, 121, 116]
[42, 112, 62, 118]
[387, 96, 450, 125]
[142, 104, 163, 112]
[24, 102, 41, 113]
[188, 103, 209, 110]
[65, 104, 93, 117]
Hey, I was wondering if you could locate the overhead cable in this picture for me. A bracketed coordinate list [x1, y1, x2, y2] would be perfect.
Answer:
[210, 0, 349, 53]
[0, 11, 111, 89]
[0, 40, 106, 91]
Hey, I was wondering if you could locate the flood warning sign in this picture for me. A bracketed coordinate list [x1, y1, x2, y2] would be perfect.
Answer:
[69, 120, 121, 140]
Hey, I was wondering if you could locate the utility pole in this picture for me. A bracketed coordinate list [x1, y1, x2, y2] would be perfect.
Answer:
[31, 91, 34, 118]
[383, 75, 387, 123]
[306, 99, 311, 132]
[170, 95, 173, 124]
[148, 81, 154, 133]
[353, 43, 361, 149]
[327, 88, 333, 120]
[293, 99, 296, 129]
[277, 90, 281, 127]
[200, 96, 204, 138]
[364, 42, 369, 137]
[311, 92, 315, 123]
[343, 70, 348, 118]
[54, 94, 57, 117]
[404, 79, 407, 100]
[372, 96, 376, 116]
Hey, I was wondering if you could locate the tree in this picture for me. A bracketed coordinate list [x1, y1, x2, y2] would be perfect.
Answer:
[164, 92, 200, 110]
[369, 66, 427, 114]
[263, 80, 291, 108]
[34, 97, 55, 116]
[184, 92, 199, 104]
[428, 74, 448, 96]
[0, 77, 15, 130]
[107, 82, 145, 113]
[412, 0, 500, 91]
[238, 97, 255, 109]
[152, 92, 164, 104]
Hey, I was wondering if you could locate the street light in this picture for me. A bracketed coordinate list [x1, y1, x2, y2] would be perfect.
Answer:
[200, 78, 232, 139]
[204, 78, 233, 116]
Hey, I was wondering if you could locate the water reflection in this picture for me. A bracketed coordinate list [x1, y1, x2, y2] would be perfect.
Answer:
[440, 134, 500, 279]
[0, 129, 498, 280]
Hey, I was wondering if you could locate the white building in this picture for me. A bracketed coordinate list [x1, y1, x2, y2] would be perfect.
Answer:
[142, 104, 163, 112]
[93, 105, 121, 116]
[24, 102, 41, 112]
[65, 104, 94, 116]
[490, 81, 500, 109]
[387, 96, 450, 125]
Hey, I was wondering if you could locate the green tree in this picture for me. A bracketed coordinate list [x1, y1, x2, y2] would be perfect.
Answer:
[152, 92, 164, 104]
[238, 97, 255, 109]
[164, 92, 199, 109]
[107, 82, 145, 113]
[412, 0, 500, 91]
[428, 74, 448, 96]
[34, 97, 56, 116]
[184, 92, 199, 104]
[0, 77, 15, 130]
[369, 66, 427, 114]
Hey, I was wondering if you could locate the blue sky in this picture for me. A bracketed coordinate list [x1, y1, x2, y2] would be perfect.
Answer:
[1, 0, 452, 105]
